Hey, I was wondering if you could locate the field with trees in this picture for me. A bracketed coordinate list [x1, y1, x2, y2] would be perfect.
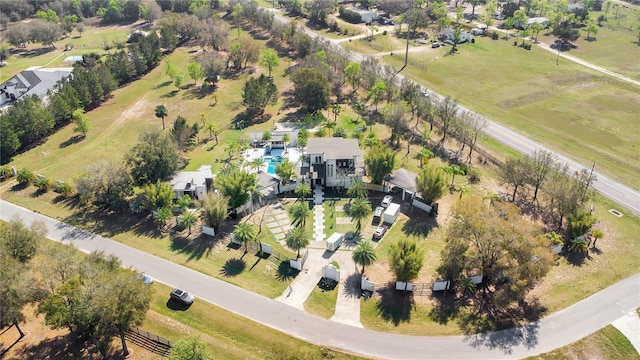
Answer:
[0, 0, 638, 356]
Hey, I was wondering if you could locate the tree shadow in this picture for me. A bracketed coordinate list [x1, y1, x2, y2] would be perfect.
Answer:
[62, 208, 163, 240]
[59, 135, 84, 148]
[342, 273, 362, 298]
[318, 278, 338, 291]
[374, 285, 414, 326]
[276, 261, 299, 282]
[220, 258, 246, 277]
[462, 298, 545, 353]
[160, 90, 179, 98]
[10, 182, 29, 192]
[11, 331, 126, 360]
[428, 291, 462, 326]
[563, 249, 591, 266]
[401, 214, 435, 237]
[171, 234, 220, 262]
[153, 80, 173, 89]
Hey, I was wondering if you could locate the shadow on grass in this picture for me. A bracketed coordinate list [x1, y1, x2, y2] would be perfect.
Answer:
[60, 208, 164, 241]
[221, 258, 246, 277]
[59, 135, 85, 148]
[166, 298, 192, 311]
[170, 233, 222, 262]
[461, 298, 545, 353]
[374, 286, 414, 326]
[563, 250, 591, 266]
[318, 278, 338, 291]
[428, 291, 462, 326]
[10, 182, 29, 192]
[401, 215, 435, 237]
[153, 80, 172, 89]
[12, 331, 126, 360]
[160, 90, 179, 98]
[276, 261, 299, 282]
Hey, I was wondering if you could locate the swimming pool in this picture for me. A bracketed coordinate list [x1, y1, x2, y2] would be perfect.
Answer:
[265, 156, 283, 174]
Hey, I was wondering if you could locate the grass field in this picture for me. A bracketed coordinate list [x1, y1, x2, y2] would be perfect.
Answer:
[381, 37, 640, 190]
[525, 325, 640, 360]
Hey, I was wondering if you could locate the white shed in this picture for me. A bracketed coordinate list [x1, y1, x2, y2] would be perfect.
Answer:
[326, 232, 344, 252]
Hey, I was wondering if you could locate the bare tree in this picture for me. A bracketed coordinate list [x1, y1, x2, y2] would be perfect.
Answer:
[436, 96, 459, 149]
[528, 150, 558, 203]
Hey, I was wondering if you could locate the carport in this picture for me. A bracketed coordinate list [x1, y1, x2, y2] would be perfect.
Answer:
[384, 168, 418, 202]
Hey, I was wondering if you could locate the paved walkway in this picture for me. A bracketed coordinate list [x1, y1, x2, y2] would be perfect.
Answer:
[262, 202, 292, 243]
[2, 200, 640, 359]
[330, 250, 363, 328]
[276, 248, 327, 310]
[612, 310, 640, 355]
[312, 186, 325, 242]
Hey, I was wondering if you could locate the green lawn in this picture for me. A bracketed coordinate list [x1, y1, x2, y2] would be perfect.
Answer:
[303, 279, 338, 319]
[526, 325, 640, 360]
[381, 37, 640, 190]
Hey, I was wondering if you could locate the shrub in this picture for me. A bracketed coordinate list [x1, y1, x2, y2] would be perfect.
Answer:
[16, 167, 34, 185]
[339, 6, 362, 24]
[34, 175, 51, 192]
[333, 126, 347, 137]
[0, 165, 12, 179]
[54, 181, 73, 197]
[382, 30, 387, 35]
[491, 31, 499, 40]
[467, 168, 481, 183]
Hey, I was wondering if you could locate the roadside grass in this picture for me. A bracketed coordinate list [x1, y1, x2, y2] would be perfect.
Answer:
[381, 38, 640, 190]
[147, 281, 364, 359]
[525, 325, 640, 360]
[552, 23, 640, 81]
[303, 279, 338, 319]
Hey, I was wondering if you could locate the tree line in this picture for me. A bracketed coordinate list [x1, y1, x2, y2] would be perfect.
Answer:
[0, 216, 151, 357]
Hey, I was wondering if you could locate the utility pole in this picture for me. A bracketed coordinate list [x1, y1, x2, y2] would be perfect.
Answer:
[582, 162, 596, 202]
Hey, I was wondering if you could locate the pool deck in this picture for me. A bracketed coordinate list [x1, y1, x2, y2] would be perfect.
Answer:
[243, 147, 303, 171]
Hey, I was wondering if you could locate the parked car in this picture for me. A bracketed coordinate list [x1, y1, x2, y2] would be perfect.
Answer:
[372, 206, 384, 224]
[170, 288, 195, 306]
[137, 273, 154, 285]
[381, 195, 393, 208]
[432, 43, 441, 48]
[373, 225, 389, 240]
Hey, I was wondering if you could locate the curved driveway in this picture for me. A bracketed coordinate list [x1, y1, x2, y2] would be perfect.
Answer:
[2, 200, 639, 359]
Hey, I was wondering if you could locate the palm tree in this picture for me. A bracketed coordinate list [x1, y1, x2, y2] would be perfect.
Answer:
[569, 237, 589, 255]
[354, 102, 365, 122]
[154, 207, 172, 228]
[233, 222, 257, 253]
[350, 198, 372, 232]
[275, 159, 295, 187]
[248, 158, 265, 173]
[324, 121, 336, 137]
[458, 185, 469, 199]
[288, 202, 310, 228]
[285, 227, 309, 258]
[205, 121, 219, 144]
[443, 164, 465, 187]
[483, 192, 501, 208]
[352, 240, 377, 274]
[34, 176, 51, 192]
[295, 182, 311, 201]
[199, 112, 207, 126]
[179, 211, 197, 235]
[331, 103, 341, 123]
[417, 148, 434, 168]
[591, 229, 604, 248]
[282, 133, 290, 149]
[155, 105, 168, 130]
[347, 179, 367, 201]
[176, 195, 193, 212]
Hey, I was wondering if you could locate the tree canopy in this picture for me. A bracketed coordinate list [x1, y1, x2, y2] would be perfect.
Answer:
[215, 166, 258, 210]
[126, 130, 181, 187]
[292, 68, 330, 113]
[365, 144, 396, 185]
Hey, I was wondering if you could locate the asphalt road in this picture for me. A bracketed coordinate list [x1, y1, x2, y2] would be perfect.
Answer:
[269, 10, 640, 215]
[2, 200, 639, 359]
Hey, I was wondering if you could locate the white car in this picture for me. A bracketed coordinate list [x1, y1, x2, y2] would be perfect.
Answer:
[381, 195, 393, 208]
[137, 273, 154, 285]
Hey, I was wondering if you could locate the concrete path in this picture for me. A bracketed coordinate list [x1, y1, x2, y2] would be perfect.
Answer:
[312, 187, 325, 242]
[276, 248, 327, 310]
[330, 251, 363, 328]
[612, 310, 640, 355]
[2, 200, 640, 359]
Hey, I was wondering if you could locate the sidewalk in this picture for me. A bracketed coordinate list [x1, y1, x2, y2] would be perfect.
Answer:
[612, 310, 640, 355]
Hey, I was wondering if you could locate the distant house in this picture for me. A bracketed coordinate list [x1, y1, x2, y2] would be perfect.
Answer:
[249, 130, 299, 149]
[438, 28, 474, 44]
[527, 17, 549, 28]
[346, 7, 378, 24]
[169, 165, 214, 201]
[0, 66, 73, 108]
[301, 138, 364, 189]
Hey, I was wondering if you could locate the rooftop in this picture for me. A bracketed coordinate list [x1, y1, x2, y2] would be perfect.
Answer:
[306, 138, 364, 160]
[385, 168, 418, 193]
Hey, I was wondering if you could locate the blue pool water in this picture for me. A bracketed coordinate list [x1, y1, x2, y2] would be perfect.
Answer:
[265, 156, 283, 174]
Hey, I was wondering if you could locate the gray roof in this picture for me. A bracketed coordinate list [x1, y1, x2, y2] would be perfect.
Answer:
[385, 168, 418, 193]
[256, 172, 279, 190]
[1, 67, 73, 102]
[306, 138, 364, 160]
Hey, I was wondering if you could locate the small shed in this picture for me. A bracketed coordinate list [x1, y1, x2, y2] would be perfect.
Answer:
[326, 232, 344, 252]
[384, 168, 418, 201]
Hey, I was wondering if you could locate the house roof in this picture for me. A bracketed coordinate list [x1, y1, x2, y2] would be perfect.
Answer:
[169, 165, 213, 190]
[385, 168, 418, 193]
[0, 67, 73, 104]
[306, 138, 364, 160]
[256, 172, 279, 194]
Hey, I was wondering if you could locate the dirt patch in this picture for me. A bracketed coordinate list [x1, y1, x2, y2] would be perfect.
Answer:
[0, 306, 156, 360]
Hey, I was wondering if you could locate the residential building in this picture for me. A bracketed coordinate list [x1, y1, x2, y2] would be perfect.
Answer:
[169, 165, 214, 201]
[0, 67, 73, 108]
[301, 138, 364, 189]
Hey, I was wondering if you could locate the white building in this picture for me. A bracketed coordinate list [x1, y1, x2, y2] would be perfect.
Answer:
[301, 138, 364, 189]
[0, 67, 73, 108]
[169, 165, 214, 201]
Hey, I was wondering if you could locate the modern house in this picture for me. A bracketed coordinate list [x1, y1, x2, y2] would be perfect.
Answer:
[301, 138, 364, 189]
[249, 130, 299, 149]
[0, 66, 73, 108]
[169, 165, 214, 201]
